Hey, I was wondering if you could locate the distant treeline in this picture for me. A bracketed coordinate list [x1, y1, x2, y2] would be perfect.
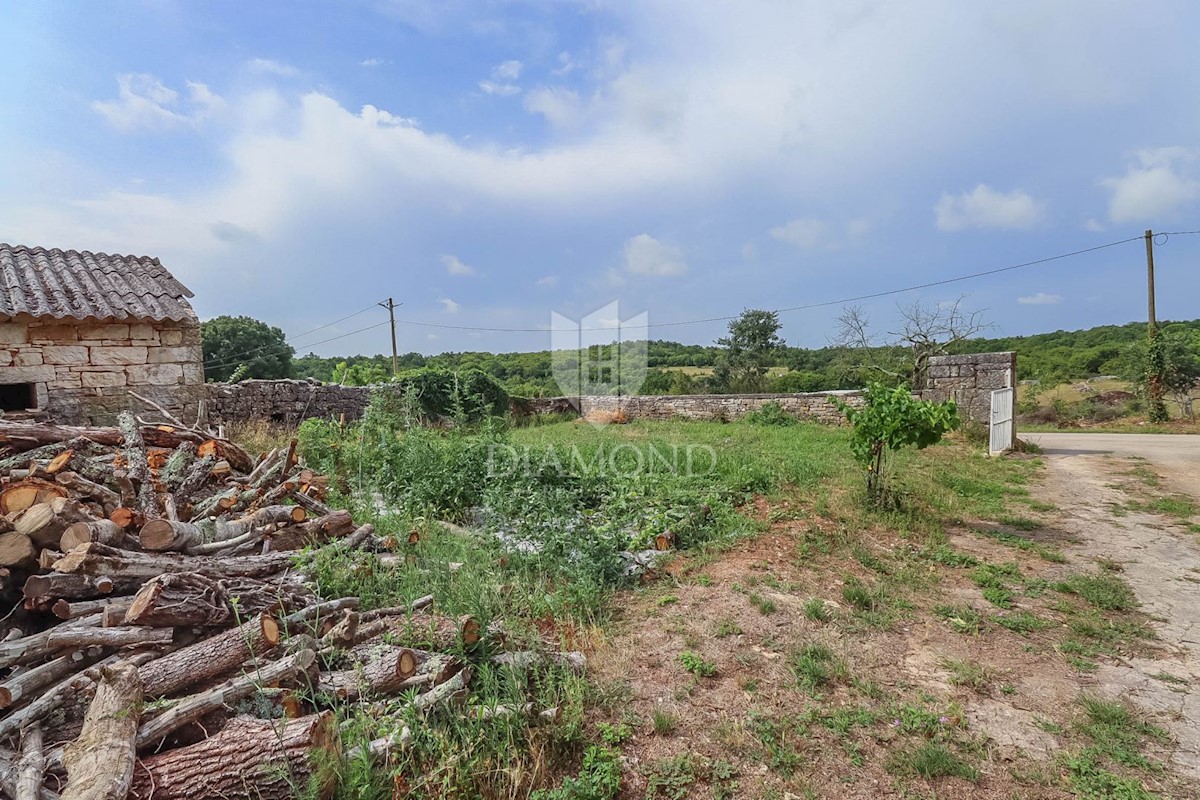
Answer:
[292, 318, 1200, 397]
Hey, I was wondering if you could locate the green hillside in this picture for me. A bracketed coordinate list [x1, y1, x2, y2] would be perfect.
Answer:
[292, 318, 1200, 396]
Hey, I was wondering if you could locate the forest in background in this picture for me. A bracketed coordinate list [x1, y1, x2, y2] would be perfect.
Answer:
[288, 318, 1200, 397]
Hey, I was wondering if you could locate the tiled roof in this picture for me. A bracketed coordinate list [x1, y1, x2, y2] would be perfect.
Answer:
[0, 244, 196, 323]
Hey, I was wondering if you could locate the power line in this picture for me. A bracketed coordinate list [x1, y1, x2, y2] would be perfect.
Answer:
[391, 233, 1148, 333]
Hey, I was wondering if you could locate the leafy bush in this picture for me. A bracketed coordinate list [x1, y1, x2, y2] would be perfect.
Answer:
[372, 367, 509, 422]
[741, 402, 796, 426]
[837, 383, 959, 505]
[531, 745, 622, 800]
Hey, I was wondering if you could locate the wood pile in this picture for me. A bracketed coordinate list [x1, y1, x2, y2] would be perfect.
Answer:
[0, 413, 578, 800]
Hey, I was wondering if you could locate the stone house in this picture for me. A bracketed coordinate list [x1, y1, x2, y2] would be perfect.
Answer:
[0, 244, 205, 424]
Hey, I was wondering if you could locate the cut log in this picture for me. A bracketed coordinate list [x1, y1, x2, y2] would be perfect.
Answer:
[47, 626, 173, 650]
[137, 612, 280, 698]
[1, 480, 68, 516]
[123, 573, 231, 627]
[130, 711, 338, 800]
[59, 520, 125, 552]
[60, 662, 141, 800]
[355, 613, 481, 651]
[0, 531, 36, 569]
[0, 420, 206, 452]
[45, 449, 74, 475]
[268, 510, 354, 551]
[0, 652, 102, 710]
[136, 648, 317, 751]
[0, 653, 120, 740]
[53, 473, 120, 511]
[52, 597, 133, 621]
[287, 490, 332, 518]
[492, 650, 587, 673]
[319, 645, 427, 700]
[140, 505, 306, 553]
[14, 504, 68, 549]
[117, 412, 159, 521]
[106, 508, 138, 530]
[16, 725, 43, 800]
[0, 616, 102, 670]
[52, 541, 293, 581]
[38, 549, 63, 571]
[23, 572, 143, 609]
[170, 455, 215, 515]
[158, 442, 196, 489]
[0, 747, 61, 800]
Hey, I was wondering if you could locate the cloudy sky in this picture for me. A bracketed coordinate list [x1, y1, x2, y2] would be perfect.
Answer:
[2, 1, 1198, 356]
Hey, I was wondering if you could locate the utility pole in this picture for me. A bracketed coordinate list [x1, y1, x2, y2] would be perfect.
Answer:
[1144, 230, 1167, 421]
[1145, 229, 1157, 338]
[379, 298, 398, 376]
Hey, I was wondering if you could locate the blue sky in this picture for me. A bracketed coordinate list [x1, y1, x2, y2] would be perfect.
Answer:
[2, 0, 1199, 357]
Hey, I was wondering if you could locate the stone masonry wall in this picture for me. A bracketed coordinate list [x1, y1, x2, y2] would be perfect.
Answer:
[26, 351, 1013, 430]
[205, 380, 372, 427]
[0, 315, 204, 425]
[920, 351, 1016, 426]
[569, 391, 863, 423]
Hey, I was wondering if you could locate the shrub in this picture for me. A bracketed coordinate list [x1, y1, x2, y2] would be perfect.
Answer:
[742, 402, 796, 426]
[837, 383, 959, 506]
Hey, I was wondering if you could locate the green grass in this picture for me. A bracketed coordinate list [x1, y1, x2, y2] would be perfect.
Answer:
[294, 408, 1049, 798]
[885, 741, 979, 781]
[802, 597, 833, 622]
[789, 643, 848, 695]
[940, 658, 993, 692]
[1055, 573, 1139, 611]
[679, 651, 717, 678]
[972, 525, 1066, 563]
[933, 604, 984, 635]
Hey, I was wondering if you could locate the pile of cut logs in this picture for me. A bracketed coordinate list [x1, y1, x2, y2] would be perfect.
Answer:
[0, 414, 577, 800]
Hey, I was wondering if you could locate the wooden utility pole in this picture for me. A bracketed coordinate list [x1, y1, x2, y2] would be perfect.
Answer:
[1144, 230, 1167, 421]
[1144, 230, 1157, 338]
[379, 298, 398, 376]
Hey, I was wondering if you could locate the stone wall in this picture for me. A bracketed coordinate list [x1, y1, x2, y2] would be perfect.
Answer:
[533, 391, 864, 423]
[205, 380, 372, 427]
[0, 314, 204, 425]
[920, 351, 1016, 426]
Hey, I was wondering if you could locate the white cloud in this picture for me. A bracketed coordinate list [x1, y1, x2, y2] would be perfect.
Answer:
[1101, 147, 1199, 223]
[741, 242, 757, 260]
[492, 60, 523, 81]
[360, 58, 388, 67]
[845, 218, 871, 238]
[935, 184, 1043, 231]
[552, 51, 577, 76]
[479, 60, 523, 96]
[1017, 293, 1062, 305]
[249, 58, 300, 77]
[770, 218, 827, 248]
[535, 275, 559, 287]
[622, 233, 686, 277]
[479, 80, 520, 96]
[523, 87, 583, 129]
[439, 297, 461, 313]
[92, 74, 223, 132]
[441, 254, 477, 276]
[1083, 218, 1105, 232]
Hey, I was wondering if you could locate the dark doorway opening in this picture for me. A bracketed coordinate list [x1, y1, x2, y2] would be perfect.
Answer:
[0, 383, 36, 411]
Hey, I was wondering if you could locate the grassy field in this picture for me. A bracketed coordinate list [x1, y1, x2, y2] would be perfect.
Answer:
[273, 405, 1186, 799]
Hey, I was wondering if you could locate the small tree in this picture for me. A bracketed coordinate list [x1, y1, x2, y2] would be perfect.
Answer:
[1124, 329, 1200, 421]
[201, 316, 293, 382]
[838, 383, 960, 506]
[712, 309, 786, 393]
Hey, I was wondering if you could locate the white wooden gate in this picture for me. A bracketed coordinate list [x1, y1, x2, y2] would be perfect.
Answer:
[989, 387, 1014, 456]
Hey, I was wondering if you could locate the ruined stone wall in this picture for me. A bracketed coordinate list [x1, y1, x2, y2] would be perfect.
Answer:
[920, 351, 1016, 425]
[529, 391, 864, 423]
[0, 315, 204, 425]
[205, 380, 372, 427]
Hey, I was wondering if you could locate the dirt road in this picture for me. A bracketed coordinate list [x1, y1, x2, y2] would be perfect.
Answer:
[1023, 432, 1200, 780]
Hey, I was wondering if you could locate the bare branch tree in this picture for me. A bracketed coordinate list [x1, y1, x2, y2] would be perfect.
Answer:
[834, 296, 992, 389]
